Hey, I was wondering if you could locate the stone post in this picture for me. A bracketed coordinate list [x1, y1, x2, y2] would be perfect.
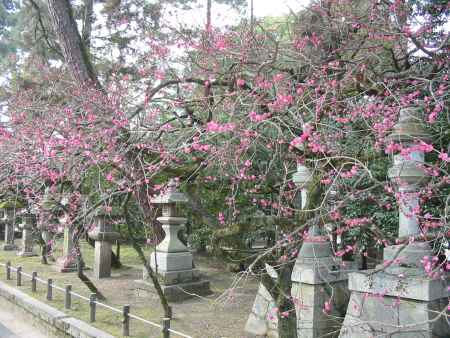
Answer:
[2, 208, 17, 251]
[56, 213, 77, 272]
[291, 164, 350, 338]
[88, 213, 120, 279]
[138, 180, 210, 301]
[246, 163, 350, 338]
[17, 213, 37, 257]
[37, 209, 55, 262]
[339, 107, 449, 338]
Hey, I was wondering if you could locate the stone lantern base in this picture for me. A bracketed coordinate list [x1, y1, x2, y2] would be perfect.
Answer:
[17, 250, 37, 257]
[291, 240, 351, 338]
[245, 239, 353, 338]
[135, 250, 211, 302]
[3, 243, 17, 251]
[55, 257, 78, 272]
[339, 246, 450, 338]
[339, 272, 449, 338]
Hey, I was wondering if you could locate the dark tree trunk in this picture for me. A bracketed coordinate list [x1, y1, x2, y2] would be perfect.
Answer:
[46, 0, 169, 319]
[114, 240, 121, 268]
[47, 0, 100, 88]
[38, 236, 48, 265]
[124, 200, 171, 319]
[75, 247, 106, 300]
[82, 0, 94, 49]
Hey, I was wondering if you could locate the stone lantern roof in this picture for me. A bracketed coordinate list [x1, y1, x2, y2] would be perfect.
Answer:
[150, 180, 188, 205]
[387, 161, 427, 185]
[386, 107, 430, 144]
[292, 163, 313, 188]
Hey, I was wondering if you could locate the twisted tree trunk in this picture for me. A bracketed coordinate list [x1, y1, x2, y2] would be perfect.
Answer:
[47, 0, 100, 88]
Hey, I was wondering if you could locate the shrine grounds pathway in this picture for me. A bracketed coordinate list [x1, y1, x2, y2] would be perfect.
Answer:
[0, 240, 259, 338]
[0, 297, 48, 338]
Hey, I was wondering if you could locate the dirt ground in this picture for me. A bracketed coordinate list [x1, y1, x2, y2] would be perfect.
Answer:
[0, 240, 259, 338]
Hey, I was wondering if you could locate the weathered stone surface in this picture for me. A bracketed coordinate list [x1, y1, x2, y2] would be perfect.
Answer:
[259, 282, 274, 302]
[339, 290, 449, 338]
[245, 313, 268, 336]
[89, 215, 119, 279]
[383, 243, 432, 268]
[252, 293, 270, 317]
[94, 240, 112, 279]
[144, 267, 200, 285]
[292, 280, 349, 338]
[150, 251, 193, 272]
[267, 329, 279, 338]
[55, 256, 78, 273]
[18, 223, 36, 257]
[3, 222, 17, 251]
[298, 241, 334, 259]
[245, 282, 277, 337]
[348, 269, 449, 301]
[155, 219, 189, 253]
[292, 256, 348, 284]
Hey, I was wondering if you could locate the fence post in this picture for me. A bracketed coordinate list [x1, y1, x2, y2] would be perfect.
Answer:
[89, 293, 96, 322]
[16, 266, 22, 286]
[47, 278, 53, 301]
[65, 285, 72, 309]
[162, 317, 170, 338]
[31, 272, 37, 292]
[122, 305, 130, 336]
[6, 261, 11, 280]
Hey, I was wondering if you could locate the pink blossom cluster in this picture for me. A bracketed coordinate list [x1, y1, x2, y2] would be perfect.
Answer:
[205, 121, 236, 133]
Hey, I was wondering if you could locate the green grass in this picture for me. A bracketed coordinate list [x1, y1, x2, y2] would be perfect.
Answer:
[0, 240, 164, 338]
[0, 238, 258, 338]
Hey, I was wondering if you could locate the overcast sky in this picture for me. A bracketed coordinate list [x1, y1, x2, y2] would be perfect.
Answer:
[251, 0, 310, 17]
[163, 0, 310, 29]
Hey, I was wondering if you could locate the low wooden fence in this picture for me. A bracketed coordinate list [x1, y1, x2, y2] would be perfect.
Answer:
[0, 261, 192, 338]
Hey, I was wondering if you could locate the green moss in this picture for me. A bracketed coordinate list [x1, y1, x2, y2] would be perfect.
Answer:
[0, 199, 26, 209]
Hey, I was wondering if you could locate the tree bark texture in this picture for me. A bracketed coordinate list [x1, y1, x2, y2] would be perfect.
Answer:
[82, 0, 94, 49]
[47, 0, 100, 88]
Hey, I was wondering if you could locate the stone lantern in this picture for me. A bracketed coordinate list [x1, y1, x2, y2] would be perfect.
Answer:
[291, 164, 350, 338]
[56, 211, 78, 272]
[88, 210, 120, 279]
[37, 192, 57, 262]
[246, 162, 350, 338]
[339, 107, 449, 338]
[141, 180, 210, 301]
[2, 208, 17, 251]
[292, 162, 313, 209]
[17, 212, 37, 257]
[384, 107, 432, 265]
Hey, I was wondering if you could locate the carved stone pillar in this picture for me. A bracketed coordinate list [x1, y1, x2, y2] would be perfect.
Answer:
[138, 180, 210, 301]
[291, 165, 350, 338]
[2, 208, 17, 251]
[18, 213, 37, 257]
[88, 213, 120, 279]
[56, 213, 77, 272]
[339, 107, 449, 338]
